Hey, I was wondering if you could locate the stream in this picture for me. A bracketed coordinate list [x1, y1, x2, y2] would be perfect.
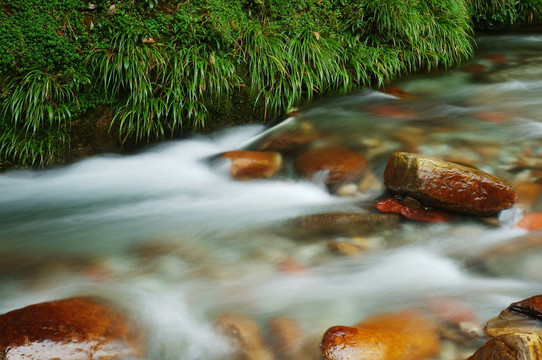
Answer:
[1, 32, 542, 359]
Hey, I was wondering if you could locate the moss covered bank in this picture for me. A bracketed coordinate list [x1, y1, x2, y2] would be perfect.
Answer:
[0, 0, 541, 168]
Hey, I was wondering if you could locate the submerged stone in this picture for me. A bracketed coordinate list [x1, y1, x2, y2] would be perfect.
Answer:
[295, 146, 368, 185]
[287, 212, 401, 238]
[216, 313, 274, 360]
[222, 150, 282, 180]
[383, 152, 516, 216]
[375, 198, 452, 222]
[485, 294, 542, 338]
[0, 297, 145, 360]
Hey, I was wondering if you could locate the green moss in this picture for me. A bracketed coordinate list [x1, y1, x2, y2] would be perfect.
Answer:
[0, 0, 539, 168]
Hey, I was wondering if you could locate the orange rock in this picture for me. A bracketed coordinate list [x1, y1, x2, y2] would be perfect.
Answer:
[258, 131, 319, 153]
[0, 297, 145, 360]
[517, 213, 542, 231]
[381, 85, 416, 100]
[321, 310, 440, 360]
[295, 146, 368, 185]
[222, 150, 282, 180]
[429, 297, 478, 325]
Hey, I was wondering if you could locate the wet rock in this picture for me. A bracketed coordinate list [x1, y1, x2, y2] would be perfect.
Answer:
[0, 297, 145, 360]
[517, 213, 542, 231]
[222, 151, 282, 180]
[321, 310, 440, 360]
[267, 317, 305, 360]
[358, 171, 384, 193]
[287, 212, 401, 239]
[375, 198, 452, 222]
[335, 183, 358, 197]
[485, 294, 542, 338]
[383, 152, 516, 216]
[295, 146, 368, 185]
[216, 313, 274, 360]
[467, 333, 542, 360]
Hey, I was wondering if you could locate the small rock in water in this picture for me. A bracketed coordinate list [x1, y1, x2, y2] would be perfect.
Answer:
[321, 310, 440, 360]
[335, 183, 359, 197]
[257, 129, 319, 153]
[383, 152, 516, 216]
[222, 150, 282, 180]
[295, 146, 368, 185]
[375, 198, 452, 222]
[287, 212, 401, 238]
[467, 333, 542, 360]
[0, 297, 145, 360]
[267, 317, 306, 360]
[327, 239, 363, 256]
[216, 313, 275, 360]
[517, 212, 542, 231]
[513, 181, 542, 213]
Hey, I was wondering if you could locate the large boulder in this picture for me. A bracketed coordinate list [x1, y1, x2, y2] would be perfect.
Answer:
[321, 310, 440, 360]
[383, 152, 516, 216]
[0, 297, 145, 360]
[295, 146, 368, 185]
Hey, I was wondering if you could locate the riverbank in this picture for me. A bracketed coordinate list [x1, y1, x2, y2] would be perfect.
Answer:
[0, 0, 541, 169]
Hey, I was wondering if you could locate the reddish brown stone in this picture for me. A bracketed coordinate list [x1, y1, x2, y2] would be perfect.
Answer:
[0, 297, 145, 360]
[383, 152, 516, 216]
[375, 198, 452, 223]
[509, 294, 542, 322]
[222, 150, 282, 180]
[295, 146, 368, 185]
[381, 85, 416, 100]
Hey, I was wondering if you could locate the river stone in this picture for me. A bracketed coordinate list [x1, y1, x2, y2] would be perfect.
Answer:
[216, 313, 274, 360]
[286, 212, 401, 238]
[383, 152, 516, 216]
[469, 232, 542, 281]
[295, 146, 368, 185]
[222, 150, 282, 180]
[321, 310, 440, 360]
[467, 333, 542, 360]
[485, 294, 542, 338]
[0, 297, 145, 360]
[267, 317, 305, 360]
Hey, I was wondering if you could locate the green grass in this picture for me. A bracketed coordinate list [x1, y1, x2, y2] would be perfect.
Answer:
[0, 0, 540, 168]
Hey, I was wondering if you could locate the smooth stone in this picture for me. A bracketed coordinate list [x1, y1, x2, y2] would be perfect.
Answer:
[287, 212, 401, 239]
[384, 152, 516, 216]
[222, 151, 282, 180]
[267, 317, 305, 360]
[467, 333, 542, 360]
[375, 198, 452, 222]
[321, 310, 440, 360]
[0, 297, 145, 360]
[216, 313, 274, 360]
[513, 181, 542, 212]
[295, 146, 368, 185]
[509, 294, 542, 322]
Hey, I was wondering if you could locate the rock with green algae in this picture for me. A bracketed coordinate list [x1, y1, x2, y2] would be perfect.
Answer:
[383, 152, 516, 216]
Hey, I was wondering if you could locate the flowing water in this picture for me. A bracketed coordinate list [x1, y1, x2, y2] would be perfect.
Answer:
[1, 32, 542, 359]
